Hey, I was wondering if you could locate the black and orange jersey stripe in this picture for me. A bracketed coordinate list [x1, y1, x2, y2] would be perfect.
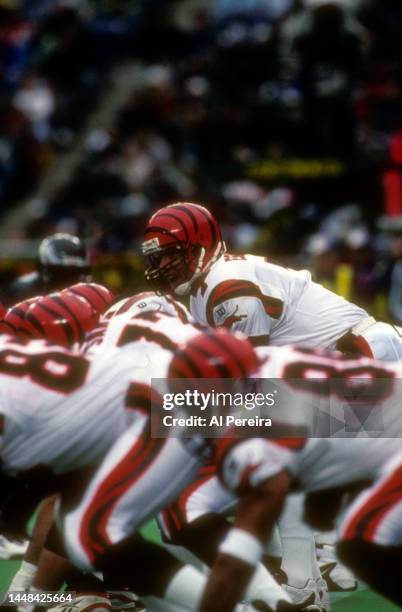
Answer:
[206, 279, 283, 327]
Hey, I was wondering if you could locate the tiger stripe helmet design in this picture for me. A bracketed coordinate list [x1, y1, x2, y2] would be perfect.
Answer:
[142, 202, 226, 296]
[21, 292, 99, 347]
[0, 321, 16, 335]
[62, 283, 114, 315]
[3, 297, 41, 336]
[168, 328, 262, 379]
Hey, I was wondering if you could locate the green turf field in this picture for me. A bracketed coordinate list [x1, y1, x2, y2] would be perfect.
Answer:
[0, 521, 399, 611]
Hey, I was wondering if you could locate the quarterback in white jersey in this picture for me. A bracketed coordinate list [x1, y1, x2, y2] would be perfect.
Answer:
[165, 332, 402, 611]
[191, 254, 370, 351]
[142, 202, 402, 361]
[142, 201, 402, 605]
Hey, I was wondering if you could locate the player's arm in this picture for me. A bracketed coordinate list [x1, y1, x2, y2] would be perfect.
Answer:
[199, 470, 291, 612]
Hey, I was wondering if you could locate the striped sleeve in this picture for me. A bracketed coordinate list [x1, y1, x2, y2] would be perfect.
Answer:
[206, 280, 283, 327]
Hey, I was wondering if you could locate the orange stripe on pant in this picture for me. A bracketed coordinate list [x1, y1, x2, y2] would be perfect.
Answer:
[79, 431, 166, 565]
[342, 464, 402, 542]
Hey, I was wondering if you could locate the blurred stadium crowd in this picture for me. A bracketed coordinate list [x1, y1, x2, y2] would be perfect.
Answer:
[2, 0, 402, 321]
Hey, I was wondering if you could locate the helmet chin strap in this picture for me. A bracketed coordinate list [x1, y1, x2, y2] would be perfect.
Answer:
[174, 242, 225, 296]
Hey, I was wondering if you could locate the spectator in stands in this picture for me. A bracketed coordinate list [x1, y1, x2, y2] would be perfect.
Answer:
[291, 2, 365, 154]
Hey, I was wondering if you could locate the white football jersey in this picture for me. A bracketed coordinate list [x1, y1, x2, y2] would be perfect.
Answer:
[102, 293, 192, 323]
[218, 345, 402, 494]
[0, 335, 171, 476]
[84, 311, 201, 370]
[219, 436, 402, 495]
[190, 254, 368, 349]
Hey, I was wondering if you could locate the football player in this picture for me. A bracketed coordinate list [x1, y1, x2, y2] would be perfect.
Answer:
[19, 292, 99, 346]
[166, 331, 402, 611]
[63, 329, 307, 612]
[81, 300, 305, 610]
[142, 202, 402, 362]
[7, 291, 192, 612]
[82, 291, 193, 358]
[84, 293, 195, 358]
[4, 234, 91, 307]
[0, 327, 302, 612]
[0, 297, 41, 337]
[101, 291, 192, 323]
[3, 286, 114, 610]
[141, 201, 402, 602]
[63, 282, 115, 315]
[80, 298, 301, 609]
[0, 333, 203, 611]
